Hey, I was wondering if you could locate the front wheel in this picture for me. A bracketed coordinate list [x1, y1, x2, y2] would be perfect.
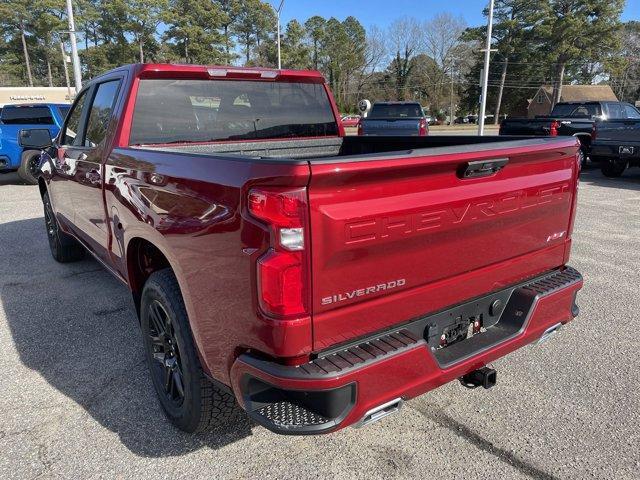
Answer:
[42, 192, 85, 262]
[17, 150, 42, 185]
[141, 269, 241, 433]
[601, 160, 627, 178]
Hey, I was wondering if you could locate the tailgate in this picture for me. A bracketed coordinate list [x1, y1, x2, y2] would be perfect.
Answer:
[595, 119, 640, 142]
[307, 138, 579, 350]
[500, 120, 549, 136]
[363, 119, 420, 136]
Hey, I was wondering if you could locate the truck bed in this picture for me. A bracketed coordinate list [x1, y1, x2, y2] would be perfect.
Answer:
[136, 135, 552, 161]
[130, 135, 580, 350]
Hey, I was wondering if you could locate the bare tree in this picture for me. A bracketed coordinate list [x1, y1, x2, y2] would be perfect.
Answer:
[386, 17, 423, 100]
[422, 13, 467, 116]
[353, 25, 387, 101]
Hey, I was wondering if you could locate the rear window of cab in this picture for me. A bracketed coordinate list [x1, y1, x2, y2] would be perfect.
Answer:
[0, 106, 54, 125]
[129, 79, 338, 145]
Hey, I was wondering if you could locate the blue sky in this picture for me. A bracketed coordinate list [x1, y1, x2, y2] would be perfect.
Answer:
[267, 0, 640, 29]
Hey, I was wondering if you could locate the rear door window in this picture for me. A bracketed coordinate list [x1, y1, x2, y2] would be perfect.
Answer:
[84, 80, 121, 147]
[130, 79, 338, 145]
[0, 106, 54, 125]
[606, 103, 625, 119]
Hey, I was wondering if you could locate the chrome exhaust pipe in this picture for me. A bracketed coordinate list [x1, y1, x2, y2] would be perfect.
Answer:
[538, 323, 562, 345]
[354, 398, 403, 428]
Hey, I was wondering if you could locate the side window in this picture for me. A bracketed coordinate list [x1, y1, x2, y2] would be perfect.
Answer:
[84, 80, 120, 147]
[63, 90, 89, 146]
[624, 104, 640, 119]
[607, 103, 624, 119]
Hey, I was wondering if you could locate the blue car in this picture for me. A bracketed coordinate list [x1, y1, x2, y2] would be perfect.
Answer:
[0, 103, 70, 184]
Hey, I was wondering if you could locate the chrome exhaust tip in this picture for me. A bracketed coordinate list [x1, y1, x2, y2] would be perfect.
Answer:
[538, 323, 562, 345]
[354, 398, 403, 428]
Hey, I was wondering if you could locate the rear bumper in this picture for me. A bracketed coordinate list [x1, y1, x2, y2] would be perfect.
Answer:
[230, 267, 583, 435]
[591, 142, 640, 163]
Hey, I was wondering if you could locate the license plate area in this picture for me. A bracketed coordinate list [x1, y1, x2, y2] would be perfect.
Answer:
[423, 290, 513, 351]
[619, 146, 634, 155]
[420, 286, 539, 367]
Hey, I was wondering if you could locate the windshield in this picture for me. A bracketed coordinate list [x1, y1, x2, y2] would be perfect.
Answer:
[130, 79, 338, 145]
[369, 104, 423, 119]
[551, 103, 600, 118]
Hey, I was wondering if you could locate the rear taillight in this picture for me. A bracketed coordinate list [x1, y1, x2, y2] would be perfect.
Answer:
[550, 120, 559, 137]
[591, 122, 597, 141]
[357, 120, 363, 136]
[419, 118, 428, 136]
[248, 188, 309, 318]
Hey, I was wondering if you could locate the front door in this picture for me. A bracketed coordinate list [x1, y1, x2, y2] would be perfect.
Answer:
[49, 88, 90, 231]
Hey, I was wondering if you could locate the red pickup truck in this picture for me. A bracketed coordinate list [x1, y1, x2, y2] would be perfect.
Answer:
[22, 64, 583, 435]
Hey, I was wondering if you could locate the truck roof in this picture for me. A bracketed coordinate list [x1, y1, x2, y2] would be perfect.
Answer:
[91, 63, 327, 84]
[2, 103, 69, 108]
[373, 101, 421, 105]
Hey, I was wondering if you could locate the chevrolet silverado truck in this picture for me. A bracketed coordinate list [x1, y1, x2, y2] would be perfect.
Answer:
[358, 102, 428, 136]
[0, 103, 70, 183]
[499, 101, 640, 164]
[590, 113, 640, 177]
[22, 64, 583, 435]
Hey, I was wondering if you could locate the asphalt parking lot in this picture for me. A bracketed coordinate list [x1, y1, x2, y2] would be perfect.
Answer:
[1, 165, 639, 480]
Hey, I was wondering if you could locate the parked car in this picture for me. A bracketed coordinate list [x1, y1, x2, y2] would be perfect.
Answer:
[590, 108, 640, 177]
[358, 101, 428, 136]
[0, 103, 70, 183]
[23, 63, 583, 436]
[499, 101, 640, 161]
[340, 114, 360, 128]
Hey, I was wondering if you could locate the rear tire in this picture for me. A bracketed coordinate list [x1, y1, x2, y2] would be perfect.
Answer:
[17, 150, 41, 185]
[42, 192, 85, 263]
[601, 160, 627, 178]
[579, 145, 588, 169]
[141, 268, 241, 433]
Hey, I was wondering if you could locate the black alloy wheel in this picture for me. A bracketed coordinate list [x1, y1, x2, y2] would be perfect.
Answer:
[140, 269, 242, 433]
[147, 300, 185, 406]
[43, 193, 59, 257]
[42, 192, 84, 262]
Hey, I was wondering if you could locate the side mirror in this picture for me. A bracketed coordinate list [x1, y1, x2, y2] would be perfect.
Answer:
[19, 128, 53, 149]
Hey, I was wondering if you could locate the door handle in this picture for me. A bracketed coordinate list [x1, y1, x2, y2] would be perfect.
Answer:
[459, 158, 509, 179]
[78, 152, 88, 162]
[86, 169, 101, 185]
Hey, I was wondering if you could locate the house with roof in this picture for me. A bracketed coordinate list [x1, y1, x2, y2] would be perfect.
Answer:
[527, 85, 618, 118]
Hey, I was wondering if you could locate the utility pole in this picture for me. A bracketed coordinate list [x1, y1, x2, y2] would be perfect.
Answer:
[60, 42, 72, 102]
[450, 62, 455, 126]
[275, 0, 284, 69]
[478, 0, 495, 136]
[65, 0, 82, 92]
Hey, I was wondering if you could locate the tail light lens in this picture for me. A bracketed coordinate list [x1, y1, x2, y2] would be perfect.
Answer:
[248, 188, 309, 318]
[591, 122, 597, 141]
[419, 118, 428, 136]
[550, 120, 559, 137]
[357, 120, 363, 136]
